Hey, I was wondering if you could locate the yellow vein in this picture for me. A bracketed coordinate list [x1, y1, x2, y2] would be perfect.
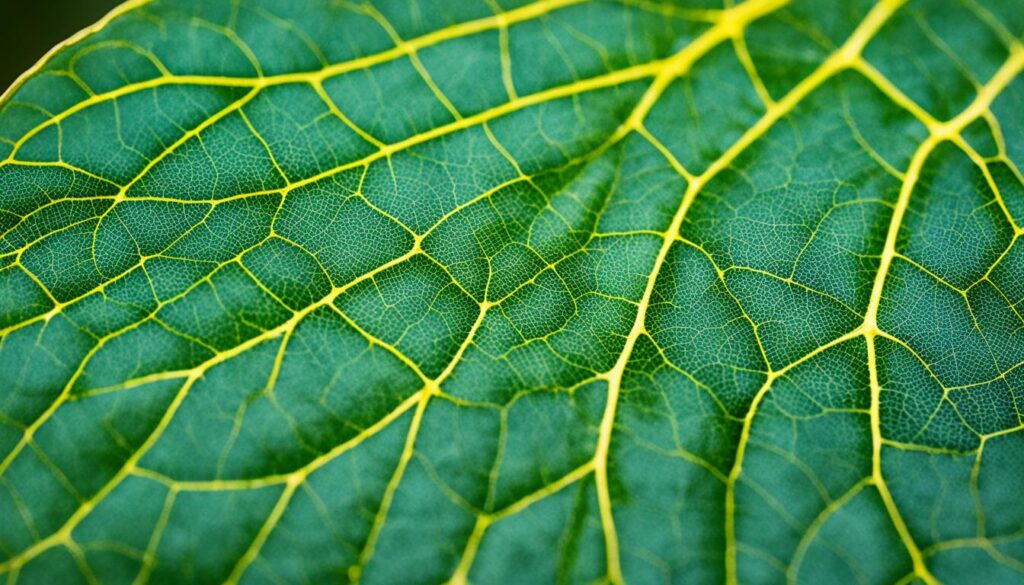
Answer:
[1, 0, 587, 157]
[858, 43, 1024, 585]
[589, 0, 793, 582]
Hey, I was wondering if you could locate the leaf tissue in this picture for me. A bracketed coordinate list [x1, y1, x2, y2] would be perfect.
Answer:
[0, 0, 1022, 583]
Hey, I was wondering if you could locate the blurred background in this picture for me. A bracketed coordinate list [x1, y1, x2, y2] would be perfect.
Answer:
[1, 0, 122, 93]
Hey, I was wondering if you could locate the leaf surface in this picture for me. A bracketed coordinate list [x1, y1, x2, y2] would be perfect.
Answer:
[1, 0, 1023, 583]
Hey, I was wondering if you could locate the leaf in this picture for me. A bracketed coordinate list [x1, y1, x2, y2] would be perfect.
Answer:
[0, 0, 1023, 583]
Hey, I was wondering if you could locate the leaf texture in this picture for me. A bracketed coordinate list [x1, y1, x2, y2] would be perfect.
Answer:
[0, 0, 1023, 583]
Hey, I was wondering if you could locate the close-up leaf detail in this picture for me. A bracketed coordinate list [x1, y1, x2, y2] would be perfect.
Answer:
[0, 0, 1023, 583]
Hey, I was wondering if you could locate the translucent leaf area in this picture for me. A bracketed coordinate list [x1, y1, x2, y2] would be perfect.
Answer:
[0, 0, 1023, 583]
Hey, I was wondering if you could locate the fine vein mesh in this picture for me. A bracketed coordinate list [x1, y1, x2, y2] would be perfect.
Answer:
[0, 0, 1022, 584]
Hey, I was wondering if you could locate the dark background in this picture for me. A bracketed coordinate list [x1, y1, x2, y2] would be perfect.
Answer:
[2, 0, 122, 94]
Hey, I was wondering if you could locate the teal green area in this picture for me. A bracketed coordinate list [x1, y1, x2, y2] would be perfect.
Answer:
[0, 0, 1023, 583]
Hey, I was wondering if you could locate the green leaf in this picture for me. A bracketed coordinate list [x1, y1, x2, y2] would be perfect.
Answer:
[1, 0, 1023, 583]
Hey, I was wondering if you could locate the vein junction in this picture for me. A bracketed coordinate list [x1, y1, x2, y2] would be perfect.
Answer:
[0, 0, 1023, 583]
